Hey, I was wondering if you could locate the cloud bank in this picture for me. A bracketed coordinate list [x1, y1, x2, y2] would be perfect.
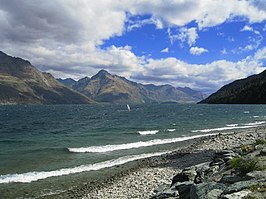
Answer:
[0, 0, 266, 93]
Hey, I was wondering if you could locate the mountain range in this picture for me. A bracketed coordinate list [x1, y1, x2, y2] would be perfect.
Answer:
[199, 69, 266, 104]
[0, 51, 205, 105]
[0, 51, 93, 104]
[58, 70, 206, 104]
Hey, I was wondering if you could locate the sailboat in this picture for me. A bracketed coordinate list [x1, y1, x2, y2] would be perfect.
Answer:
[127, 104, 131, 111]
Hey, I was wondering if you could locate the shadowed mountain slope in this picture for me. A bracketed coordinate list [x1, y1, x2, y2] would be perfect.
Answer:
[199, 69, 266, 104]
[0, 51, 94, 104]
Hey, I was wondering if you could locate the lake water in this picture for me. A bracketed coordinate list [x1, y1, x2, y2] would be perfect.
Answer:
[0, 104, 265, 198]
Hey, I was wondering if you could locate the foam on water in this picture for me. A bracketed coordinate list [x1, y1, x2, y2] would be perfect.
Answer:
[68, 133, 217, 153]
[138, 130, 159, 135]
[167, 129, 176, 132]
[244, 121, 265, 126]
[226, 124, 238, 127]
[192, 122, 264, 133]
[0, 151, 169, 183]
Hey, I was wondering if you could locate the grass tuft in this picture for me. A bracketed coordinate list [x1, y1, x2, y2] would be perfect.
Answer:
[255, 139, 266, 145]
[231, 157, 259, 174]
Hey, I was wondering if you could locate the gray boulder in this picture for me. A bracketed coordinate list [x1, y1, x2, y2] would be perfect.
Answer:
[190, 182, 226, 199]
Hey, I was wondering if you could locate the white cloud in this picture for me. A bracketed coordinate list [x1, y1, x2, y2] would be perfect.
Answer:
[132, 47, 266, 93]
[161, 48, 169, 53]
[233, 32, 263, 53]
[190, 47, 208, 55]
[221, 48, 228, 55]
[168, 27, 198, 46]
[124, 0, 266, 29]
[254, 47, 266, 62]
[241, 25, 260, 35]
[127, 17, 163, 31]
[0, 0, 266, 93]
[186, 28, 198, 46]
[241, 25, 253, 32]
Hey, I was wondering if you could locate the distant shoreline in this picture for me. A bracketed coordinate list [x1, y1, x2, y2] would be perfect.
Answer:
[64, 126, 266, 199]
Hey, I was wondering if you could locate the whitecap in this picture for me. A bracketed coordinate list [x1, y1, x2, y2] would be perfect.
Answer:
[68, 133, 217, 153]
[191, 123, 263, 133]
[244, 121, 266, 126]
[0, 151, 170, 183]
[226, 124, 238, 127]
[167, 129, 176, 132]
[138, 130, 159, 135]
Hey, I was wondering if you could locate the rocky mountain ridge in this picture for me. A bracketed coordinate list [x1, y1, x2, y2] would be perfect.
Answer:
[0, 51, 205, 104]
[0, 51, 94, 104]
[61, 70, 205, 104]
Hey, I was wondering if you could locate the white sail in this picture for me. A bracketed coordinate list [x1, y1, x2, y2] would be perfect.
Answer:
[127, 104, 131, 111]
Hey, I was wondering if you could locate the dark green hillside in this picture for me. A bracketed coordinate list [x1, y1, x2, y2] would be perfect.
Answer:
[199, 69, 266, 104]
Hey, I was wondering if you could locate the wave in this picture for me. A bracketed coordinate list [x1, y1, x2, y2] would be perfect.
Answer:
[226, 124, 238, 127]
[244, 121, 265, 126]
[167, 129, 176, 132]
[68, 133, 216, 153]
[138, 130, 159, 135]
[0, 151, 169, 184]
[192, 121, 265, 133]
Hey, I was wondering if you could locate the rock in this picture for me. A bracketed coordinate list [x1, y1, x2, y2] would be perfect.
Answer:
[246, 192, 266, 199]
[154, 184, 170, 193]
[171, 167, 197, 185]
[190, 182, 226, 199]
[171, 173, 190, 184]
[215, 150, 234, 155]
[259, 147, 266, 156]
[151, 187, 179, 199]
[224, 180, 261, 194]
[222, 190, 252, 199]
[207, 189, 224, 199]
[219, 175, 252, 184]
[175, 182, 193, 199]
[255, 144, 265, 150]
[211, 159, 225, 166]
[246, 170, 266, 179]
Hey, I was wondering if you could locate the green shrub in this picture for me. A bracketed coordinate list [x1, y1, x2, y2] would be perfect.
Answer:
[255, 139, 266, 145]
[231, 157, 259, 174]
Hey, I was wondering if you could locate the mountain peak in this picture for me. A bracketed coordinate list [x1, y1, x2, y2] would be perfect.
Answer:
[97, 69, 110, 75]
[92, 69, 112, 79]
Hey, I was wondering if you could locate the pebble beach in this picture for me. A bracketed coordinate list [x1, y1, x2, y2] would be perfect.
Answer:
[65, 126, 266, 199]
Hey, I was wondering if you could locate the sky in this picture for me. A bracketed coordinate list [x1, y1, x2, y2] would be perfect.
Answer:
[0, 0, 266, 94]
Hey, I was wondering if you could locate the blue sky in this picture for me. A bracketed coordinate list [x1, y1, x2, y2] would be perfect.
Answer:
[0, 0, 266, 93]
[102, 17, 266, 64]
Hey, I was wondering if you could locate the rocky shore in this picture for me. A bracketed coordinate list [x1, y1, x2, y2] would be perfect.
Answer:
[69, 127, 266, 199]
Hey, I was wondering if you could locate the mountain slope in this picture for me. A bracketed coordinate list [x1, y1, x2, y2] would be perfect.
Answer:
[199, 69, 266, 104]
[0, 51, 94, 104]
[73, 70, 144, 104]
[57, 78, 76, 87]
[73, 70, 205, 104]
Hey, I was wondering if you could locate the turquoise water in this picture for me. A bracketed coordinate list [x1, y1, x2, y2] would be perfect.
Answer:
[0, 104, 265, 198]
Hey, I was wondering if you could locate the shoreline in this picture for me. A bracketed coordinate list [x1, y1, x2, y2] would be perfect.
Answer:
[63, 126, 266, 199]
